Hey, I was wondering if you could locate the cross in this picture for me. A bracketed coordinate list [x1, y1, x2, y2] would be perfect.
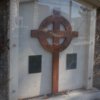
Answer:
[31, 8, 78, 94]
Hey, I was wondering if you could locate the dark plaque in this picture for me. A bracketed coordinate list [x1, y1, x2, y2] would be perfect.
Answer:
[29, 55, 42, 74]
[67, 54, 77, 70]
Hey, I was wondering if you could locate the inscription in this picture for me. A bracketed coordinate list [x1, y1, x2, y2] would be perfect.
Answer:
[46, 44, 54, 51]
[67, 25, 72, 33]
[60, 45, 65, 51]
[46, 44, 65, 52]
[60, 17, 69, 27]
[42, 19, 50, 28]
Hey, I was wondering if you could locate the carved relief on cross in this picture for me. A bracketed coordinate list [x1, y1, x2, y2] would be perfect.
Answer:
[31, 8, 78, 94]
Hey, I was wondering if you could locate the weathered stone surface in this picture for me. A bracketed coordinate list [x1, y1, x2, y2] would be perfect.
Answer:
[94, 8, 100, 89]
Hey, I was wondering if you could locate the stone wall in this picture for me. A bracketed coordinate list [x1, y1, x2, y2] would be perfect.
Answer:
[0, 0, 9, 100]
[93, 8, 100, 89]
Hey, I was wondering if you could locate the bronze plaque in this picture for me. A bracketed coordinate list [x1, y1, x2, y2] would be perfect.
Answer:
[29, 55, 42, 74]
[67, 54, 77, 70]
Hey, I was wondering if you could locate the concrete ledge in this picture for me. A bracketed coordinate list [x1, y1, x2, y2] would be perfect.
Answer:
[29, 88, 100, 100]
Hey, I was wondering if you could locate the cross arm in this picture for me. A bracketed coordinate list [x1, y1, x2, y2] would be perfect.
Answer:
[31, 30, 68, 38]
[58, 31, 78, 38]
[31, 30, 54, 38]
[31, 30, 78, 38]
[72, 31, 78, 37]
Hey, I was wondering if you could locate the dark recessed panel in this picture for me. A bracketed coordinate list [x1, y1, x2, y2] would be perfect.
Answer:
[29, 55, 42, 74]
[66, 54, 77, 70]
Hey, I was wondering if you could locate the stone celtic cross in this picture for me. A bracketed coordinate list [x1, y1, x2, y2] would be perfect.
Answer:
[31, 9, 78, 94]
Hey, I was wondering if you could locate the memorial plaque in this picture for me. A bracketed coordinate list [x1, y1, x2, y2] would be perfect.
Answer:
[67, 54, 77, 70]
[29, 55, 42, 74]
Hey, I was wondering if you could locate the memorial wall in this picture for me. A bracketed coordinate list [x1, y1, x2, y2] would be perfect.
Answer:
[18, 0, 93, 99]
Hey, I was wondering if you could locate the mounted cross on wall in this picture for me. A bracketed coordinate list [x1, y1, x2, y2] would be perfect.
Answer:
[31, 8, 78, 94]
